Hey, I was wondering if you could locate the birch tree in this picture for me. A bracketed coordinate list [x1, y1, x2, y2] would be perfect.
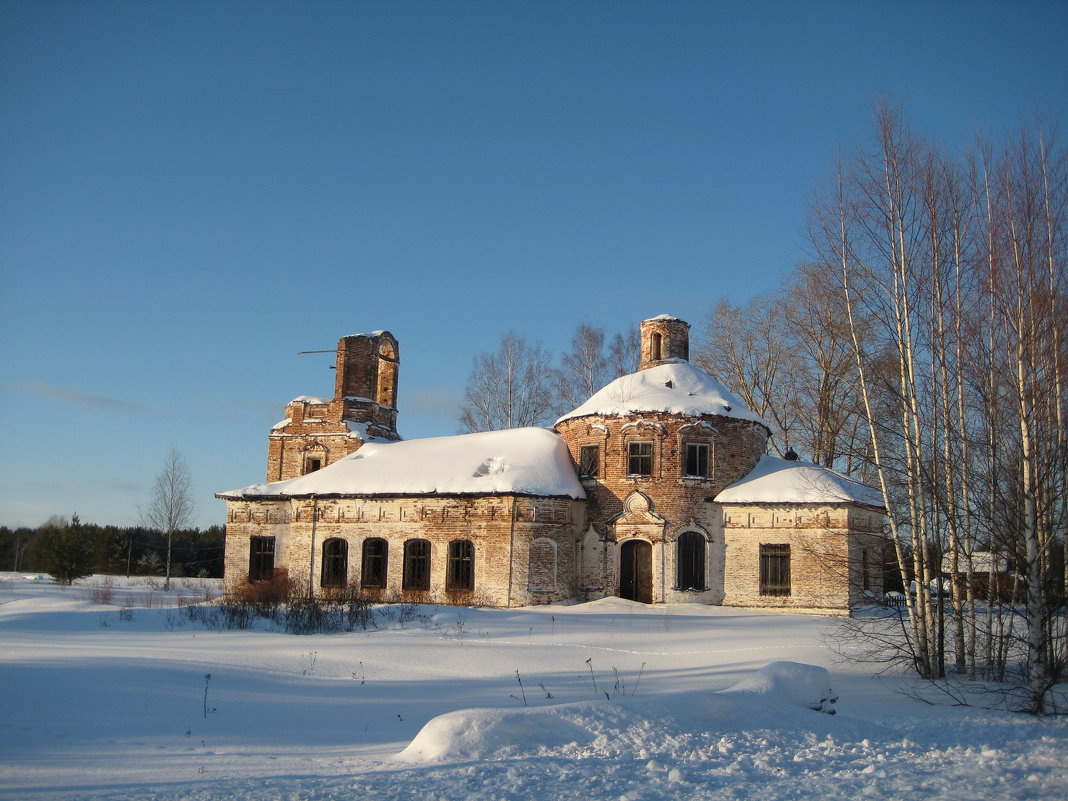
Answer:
[554, 324, 611, 415]
[459, 332, 556, 432]
[142, 448, 195, 590]
[809, 102, 1066, 711]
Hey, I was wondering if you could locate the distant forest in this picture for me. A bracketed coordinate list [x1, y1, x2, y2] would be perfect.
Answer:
[0, 519, 224, 579]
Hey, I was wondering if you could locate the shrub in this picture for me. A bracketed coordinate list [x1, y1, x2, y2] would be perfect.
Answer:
[87, 576, 116, 604]
[230, 575, 297, 617]
[42, 515, 93, 586]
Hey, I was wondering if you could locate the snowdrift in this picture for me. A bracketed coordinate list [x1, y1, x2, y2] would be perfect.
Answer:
[398, 661, 838, 763]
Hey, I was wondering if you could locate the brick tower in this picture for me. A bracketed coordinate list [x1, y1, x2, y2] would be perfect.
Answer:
[638, 315, 690, 369]
[266, 330, 401, 482]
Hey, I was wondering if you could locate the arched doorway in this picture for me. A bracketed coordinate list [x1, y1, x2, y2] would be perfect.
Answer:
[619, 540, 652, 603]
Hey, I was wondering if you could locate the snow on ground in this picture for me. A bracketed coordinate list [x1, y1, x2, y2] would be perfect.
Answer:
[1, 574, 1065, 800]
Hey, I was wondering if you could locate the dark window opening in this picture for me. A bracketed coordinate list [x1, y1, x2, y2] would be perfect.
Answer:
[361, 538, 387, 589]
[579, 445, 600, 478]
[403, 539, 431, 591]
[628, 441, 653, 476]
[684, 443, 710, 478]
[651, 332, 662, 361]
[446, 540, 475, 592]
[321, 538, 348, 588]
[677, 531, 706, 591]
[304, 457, 322, 474]
[760, 544, 791, 596]
[248, 536, 276, 582]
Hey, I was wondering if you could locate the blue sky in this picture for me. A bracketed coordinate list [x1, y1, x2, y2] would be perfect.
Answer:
[1, 1, 1065, 530]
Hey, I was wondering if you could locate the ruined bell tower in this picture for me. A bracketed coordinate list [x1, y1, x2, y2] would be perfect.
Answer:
[333, 330, 400, 436]
[266, 330, 401, 482]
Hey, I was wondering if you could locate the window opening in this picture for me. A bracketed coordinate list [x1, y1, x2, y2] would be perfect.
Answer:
[676, 531, 706, 591]
[446, 540, 475, 592]
[321, 538, 347, 588]
[304, 457, 322, 474]
[628, 441, 653, 476]
[248, 536, 276, 582]
[759, 544, 791, 596]
[579, 445, 600, 478]
[361, 538, 387, 589]
[684, 443, 709, 478]
[402, 539, 431, 591]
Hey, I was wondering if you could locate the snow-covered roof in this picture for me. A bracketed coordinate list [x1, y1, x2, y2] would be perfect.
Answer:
[218, 427, 585, 500]
[715, 454, 884, 507]
[644, 313, 682, 322]
[556, 362, 767, 426]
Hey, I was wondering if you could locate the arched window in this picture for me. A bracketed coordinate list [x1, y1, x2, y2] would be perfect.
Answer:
[677, 531, 706, 591]
[446, 540, 474, 592]
[402, 539, 431, 591]
[321, 538, 348, 588]
[361, 538, 388, 589]
[302, 443, 328, 475]
[651, 332, 662, 362]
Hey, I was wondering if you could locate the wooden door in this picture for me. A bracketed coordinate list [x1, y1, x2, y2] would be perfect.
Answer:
[619, 540, 652, 604]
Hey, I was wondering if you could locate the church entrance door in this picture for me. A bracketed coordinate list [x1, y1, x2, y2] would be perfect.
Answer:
[619, 540, 652, 604]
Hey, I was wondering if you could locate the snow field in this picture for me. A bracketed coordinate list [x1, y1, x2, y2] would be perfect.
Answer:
[0, 575, 1065, 800]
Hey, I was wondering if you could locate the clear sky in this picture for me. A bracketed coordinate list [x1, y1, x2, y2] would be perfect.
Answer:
[1, 0, 1065, 530]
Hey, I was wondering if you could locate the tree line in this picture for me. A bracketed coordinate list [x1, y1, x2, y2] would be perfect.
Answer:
[458, 104, 1066, 713]
[0, 515, 225, 583]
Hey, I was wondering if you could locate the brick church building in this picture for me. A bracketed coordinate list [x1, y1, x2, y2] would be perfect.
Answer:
[218, 316, 885, 613]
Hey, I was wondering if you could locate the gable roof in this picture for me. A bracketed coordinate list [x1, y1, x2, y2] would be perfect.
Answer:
[556, 361, 767, 426]
[217, 427, 586, 500]
[715, 454, 884, 508]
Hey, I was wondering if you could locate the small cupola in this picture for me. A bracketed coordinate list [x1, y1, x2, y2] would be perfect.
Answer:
[638, 315, 690, 370]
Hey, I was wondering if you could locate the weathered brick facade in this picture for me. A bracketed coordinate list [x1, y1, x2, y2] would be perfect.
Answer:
[719, 505, 885, 612]
[555, 410, 768, 604]
[220, 316, 886, 613]
[223, 495, 579, 606]
[266, 331, 401, 482]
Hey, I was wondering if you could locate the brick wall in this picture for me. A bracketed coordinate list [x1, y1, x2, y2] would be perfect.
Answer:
[556, 411, 768, 604]
[720, 502, 886, 613]
[266, 404, 364, 482]
[223, 495, 582, 606]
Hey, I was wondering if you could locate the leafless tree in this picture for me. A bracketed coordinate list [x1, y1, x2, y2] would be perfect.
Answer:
[694, 295, 800, 454]
[781, 262, 870, 473]
[554, 324, 611, 415]
[141, 447, 195, 589]
[459, 332, 557, 432]
[608, 328, 640, 378]
[808, 102, 1066, 712]
[693, 280, 870, 474]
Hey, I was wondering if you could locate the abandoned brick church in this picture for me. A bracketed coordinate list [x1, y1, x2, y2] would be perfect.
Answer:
[218, 316, 886, 613]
